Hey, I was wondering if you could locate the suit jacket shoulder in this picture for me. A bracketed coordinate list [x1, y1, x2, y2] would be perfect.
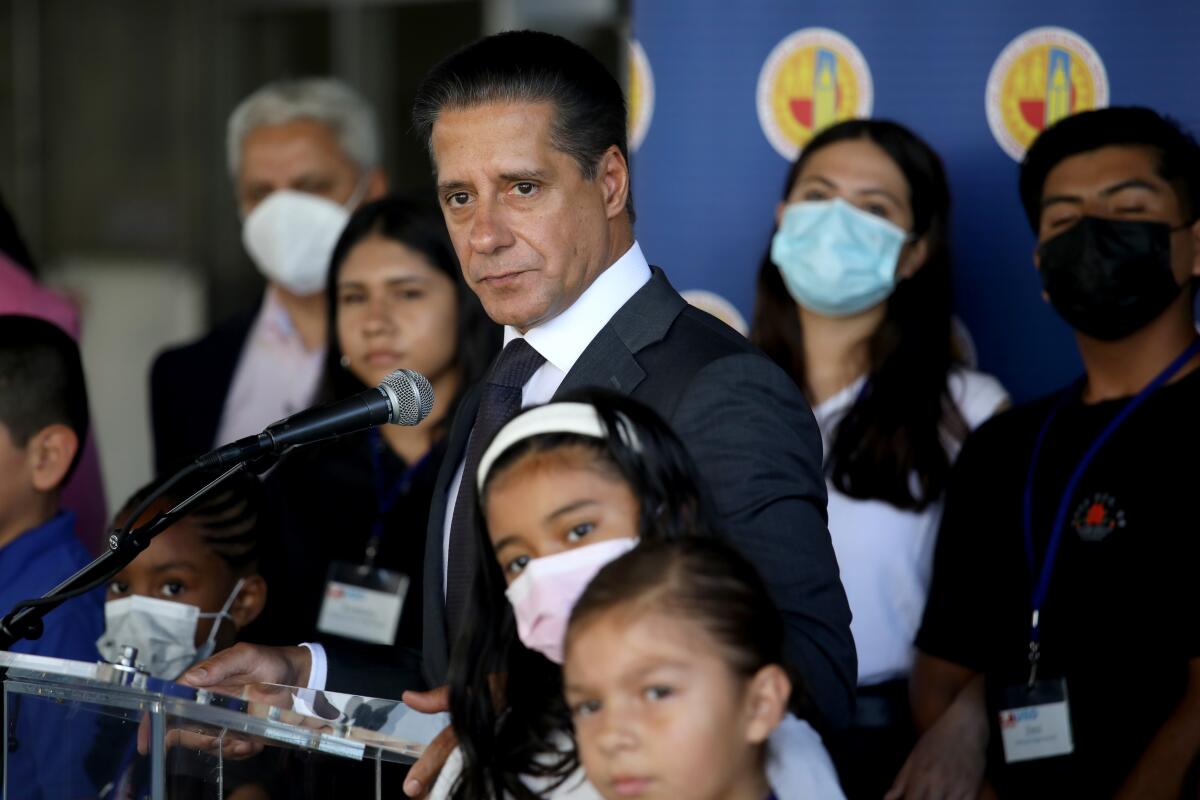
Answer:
[560, 268, 856, 727]
[149, 305, 258, 473]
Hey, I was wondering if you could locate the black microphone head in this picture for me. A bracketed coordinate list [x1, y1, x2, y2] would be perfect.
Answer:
[379, 369, 435, 425]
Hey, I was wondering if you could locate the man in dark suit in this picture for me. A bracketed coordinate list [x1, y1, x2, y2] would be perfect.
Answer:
[150, 77, 387, 473]
[183, 31, 855, 790]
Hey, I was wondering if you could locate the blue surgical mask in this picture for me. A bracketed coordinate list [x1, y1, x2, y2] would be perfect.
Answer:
[771, 198, 907, 316]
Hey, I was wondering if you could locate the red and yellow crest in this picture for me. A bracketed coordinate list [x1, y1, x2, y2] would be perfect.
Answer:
[627, 39, 655, 153]
[986, 27, 1108, 161]
[757, 28, 873, 161]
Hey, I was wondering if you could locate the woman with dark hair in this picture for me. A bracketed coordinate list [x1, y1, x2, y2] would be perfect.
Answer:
[428, 390, 842, 800]
[751, 119, 1008, 797]
[248, 195, 499, 695]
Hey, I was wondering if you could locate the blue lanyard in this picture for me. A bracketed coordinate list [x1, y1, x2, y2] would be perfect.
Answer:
[1021, 338, 1200, 682]
[365, 427, 432, 567]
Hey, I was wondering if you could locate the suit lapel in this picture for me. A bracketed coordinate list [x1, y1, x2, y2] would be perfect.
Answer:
[555, 267, 685, 398]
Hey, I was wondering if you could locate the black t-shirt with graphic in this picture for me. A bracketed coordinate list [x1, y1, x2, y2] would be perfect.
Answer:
[917, 365, 1200, 797]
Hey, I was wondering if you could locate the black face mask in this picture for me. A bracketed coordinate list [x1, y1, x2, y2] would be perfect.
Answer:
[1038, 216, 1184, 341]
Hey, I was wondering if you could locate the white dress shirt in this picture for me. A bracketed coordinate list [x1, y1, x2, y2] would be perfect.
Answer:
[214, 288, 325, 447]
[303, 242, 652, 690]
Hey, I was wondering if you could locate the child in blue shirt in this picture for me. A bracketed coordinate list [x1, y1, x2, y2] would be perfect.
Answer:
[0, 314, 104, 798]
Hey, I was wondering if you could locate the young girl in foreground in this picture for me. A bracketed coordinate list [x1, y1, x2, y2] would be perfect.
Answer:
[431, 390, 843, 799]
[564, 537, 793, 800]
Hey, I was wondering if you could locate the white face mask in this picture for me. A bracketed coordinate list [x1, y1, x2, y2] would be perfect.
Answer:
[96, 578, 245, 680]
[241, 179, 367, 296]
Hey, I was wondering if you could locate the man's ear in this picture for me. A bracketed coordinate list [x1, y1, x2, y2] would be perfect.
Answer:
[1031, 246, 1052, 303]
[598, 145, 631, 221]
[775, 201, 786, 228]
[743, 664, 792, 745]
[27, 424, 78, 493]
[1189, 216, 1200, 278]
[229, 574, 268, 630]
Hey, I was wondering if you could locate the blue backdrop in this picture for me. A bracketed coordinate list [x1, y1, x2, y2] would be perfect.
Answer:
[629, 2, 1200, 401]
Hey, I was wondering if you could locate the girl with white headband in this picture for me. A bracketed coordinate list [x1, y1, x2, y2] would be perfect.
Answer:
[429, 389, 844, 800]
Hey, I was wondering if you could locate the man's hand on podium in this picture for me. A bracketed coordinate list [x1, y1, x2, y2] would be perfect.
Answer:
[136, 644, 313, 757]
[180, 643, 313, 694]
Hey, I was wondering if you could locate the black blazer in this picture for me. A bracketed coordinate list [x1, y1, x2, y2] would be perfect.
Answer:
[330, 268, 857, 727]
[149, 307, 257, 474]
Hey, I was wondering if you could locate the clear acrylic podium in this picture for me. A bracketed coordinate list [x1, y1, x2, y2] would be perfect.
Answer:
[1, 650, 447, 799]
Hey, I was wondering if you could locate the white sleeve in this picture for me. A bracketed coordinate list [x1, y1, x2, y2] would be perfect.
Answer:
[948, 369, 1011, 430]
[428, 746, 465, 800]
[765, 714, 846, 800]
[300, 642, 328, 691]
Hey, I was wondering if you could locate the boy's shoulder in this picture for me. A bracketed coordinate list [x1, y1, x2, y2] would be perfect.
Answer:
[0, 512, 93, 605]
[1, 514, 102, 662]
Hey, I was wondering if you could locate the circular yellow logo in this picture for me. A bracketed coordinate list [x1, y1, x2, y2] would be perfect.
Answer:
[681, 289, 748, 337]
[756, 28, 873, 161]
[986, 27, 1109, 161]
[628, 39, 655, 153]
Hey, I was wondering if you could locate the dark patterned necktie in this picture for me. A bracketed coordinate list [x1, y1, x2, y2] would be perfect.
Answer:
[444, 338, 546, 638]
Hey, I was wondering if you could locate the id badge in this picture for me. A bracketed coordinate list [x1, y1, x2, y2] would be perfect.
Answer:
[317, 561, 409, 646]
[997, 678, 1074, 763]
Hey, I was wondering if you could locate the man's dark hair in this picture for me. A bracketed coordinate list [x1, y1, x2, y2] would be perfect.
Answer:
[1019, 106, 1200, 231]
[412, 29, 635, 221]
[0, 315, 89, 482]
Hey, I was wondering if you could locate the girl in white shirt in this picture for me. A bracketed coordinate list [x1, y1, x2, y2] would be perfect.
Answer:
[564, 537, 794, 800]
[430, 392, 843, 799]
[750, 119, 1008, 798]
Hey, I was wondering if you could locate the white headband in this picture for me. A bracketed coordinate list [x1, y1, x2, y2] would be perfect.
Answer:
[476, 402, 640, 492]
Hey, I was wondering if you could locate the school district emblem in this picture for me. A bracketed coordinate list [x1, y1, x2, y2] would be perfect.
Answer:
[757, 28, 873, 161]
[1071, 492, 1125, 543]
[986, 27, 1108, 161]
[681, 289, 749, 337]
[628, 39, 655, 153]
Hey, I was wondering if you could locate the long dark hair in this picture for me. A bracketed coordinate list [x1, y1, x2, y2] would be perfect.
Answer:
[318, 194, 500, 433]
[446, 390, 719, 800]
[751, 119, 965, 510]
[568, 537, 804, 714]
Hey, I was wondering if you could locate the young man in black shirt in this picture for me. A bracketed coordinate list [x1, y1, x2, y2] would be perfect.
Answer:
[888, 107, 1200, 799]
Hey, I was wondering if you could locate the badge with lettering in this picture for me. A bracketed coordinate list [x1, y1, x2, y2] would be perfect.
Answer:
[997, 678, 1074, 763]
[317, 561, 408, 646]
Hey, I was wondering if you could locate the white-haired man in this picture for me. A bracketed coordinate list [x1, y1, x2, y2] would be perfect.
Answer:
[151, 78, 387, 472]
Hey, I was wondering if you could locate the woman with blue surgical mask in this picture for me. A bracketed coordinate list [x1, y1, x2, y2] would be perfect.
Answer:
[426, 390, 844, 800]
[751, 119, 1009, 799]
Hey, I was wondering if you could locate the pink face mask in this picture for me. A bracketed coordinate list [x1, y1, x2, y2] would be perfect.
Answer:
[504, 537, 638, 664]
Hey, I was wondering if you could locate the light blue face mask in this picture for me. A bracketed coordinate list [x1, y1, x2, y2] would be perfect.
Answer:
[770, 198, 908, 317]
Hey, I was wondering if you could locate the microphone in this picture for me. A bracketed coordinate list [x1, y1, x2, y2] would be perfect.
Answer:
[196, 369, 434, 469]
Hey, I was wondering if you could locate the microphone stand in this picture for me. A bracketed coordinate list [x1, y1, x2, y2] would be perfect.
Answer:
[0, 460, 254, 651]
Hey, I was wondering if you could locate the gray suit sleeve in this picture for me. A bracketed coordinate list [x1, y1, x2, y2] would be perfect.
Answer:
[671, 353, 856, 729]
